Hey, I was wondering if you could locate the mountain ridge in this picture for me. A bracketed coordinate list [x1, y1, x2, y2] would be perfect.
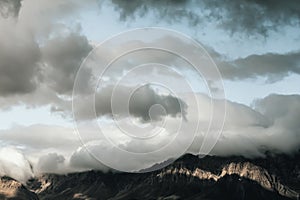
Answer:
[0, 153, 299, 200]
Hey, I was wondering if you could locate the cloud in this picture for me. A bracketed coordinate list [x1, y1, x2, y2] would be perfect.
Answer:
[69, 146, 109, 172]
[73, 84, 187, 122]
[68, 94, 300, 170]
[209, 94, 300, 157]
[0, 0, 22, 18]
[0, 147, 33, 183]
[0, 0, 96, 97]
[254, 94, 300, 140]
[0, 9, 298, 113]
[0, 0, 298, 99]
[0, 19, 41, 96]
[0, 124, 80, 150]
[0, 0, 299, 180]
[108, 0, 196, 24]
[36, 153, 65, 174]
[42, 33, 93, 94]
[0, 94, 299, 179]
[108, 0, 300, 35]
[201, 0, 300, 35]
[17, 0, 96, 35]
[0, 0, 97, 139]
[127, 85, 187, 121]
[214, 51, 300, 82]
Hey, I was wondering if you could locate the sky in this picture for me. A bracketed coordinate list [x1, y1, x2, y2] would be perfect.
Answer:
[0, 0, 300, 182]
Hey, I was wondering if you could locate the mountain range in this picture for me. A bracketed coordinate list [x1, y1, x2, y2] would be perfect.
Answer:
[0, 152, 299, 200]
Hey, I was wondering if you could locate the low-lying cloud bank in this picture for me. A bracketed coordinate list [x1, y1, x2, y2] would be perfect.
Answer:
[0, 147, 33, 183]
[0, 94, 299, 182]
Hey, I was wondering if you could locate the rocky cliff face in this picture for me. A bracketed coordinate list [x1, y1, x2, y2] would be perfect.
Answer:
[157, 161, 299, 199]
[0, 177, 38, 200]
[0, 152, 299, 200]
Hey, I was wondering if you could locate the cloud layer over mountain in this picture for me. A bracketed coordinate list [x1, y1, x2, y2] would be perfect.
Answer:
[1, 94, 299, 181]
[0, 0, 299, 182]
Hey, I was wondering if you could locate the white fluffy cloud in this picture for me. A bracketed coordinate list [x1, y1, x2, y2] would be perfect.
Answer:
[0, 147, 33, 183]
[36, 153, 66, 173]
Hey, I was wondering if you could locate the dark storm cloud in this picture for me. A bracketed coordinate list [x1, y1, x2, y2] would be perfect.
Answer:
[128, 85, 187, 121]
[0, 0, 22, 18]
[201, 0, 300, 35]
[42, 33, 93, 94]
[108, 0, 300, 35]
[0, 29, 93, 97]
[0, 0, 96, 97]
[75, 84, 187, 121]
[74, 85, 187, 122]
[0, 26, 41, 96]
[109, 0, 198, 24]
[215, 51, 300, 82]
